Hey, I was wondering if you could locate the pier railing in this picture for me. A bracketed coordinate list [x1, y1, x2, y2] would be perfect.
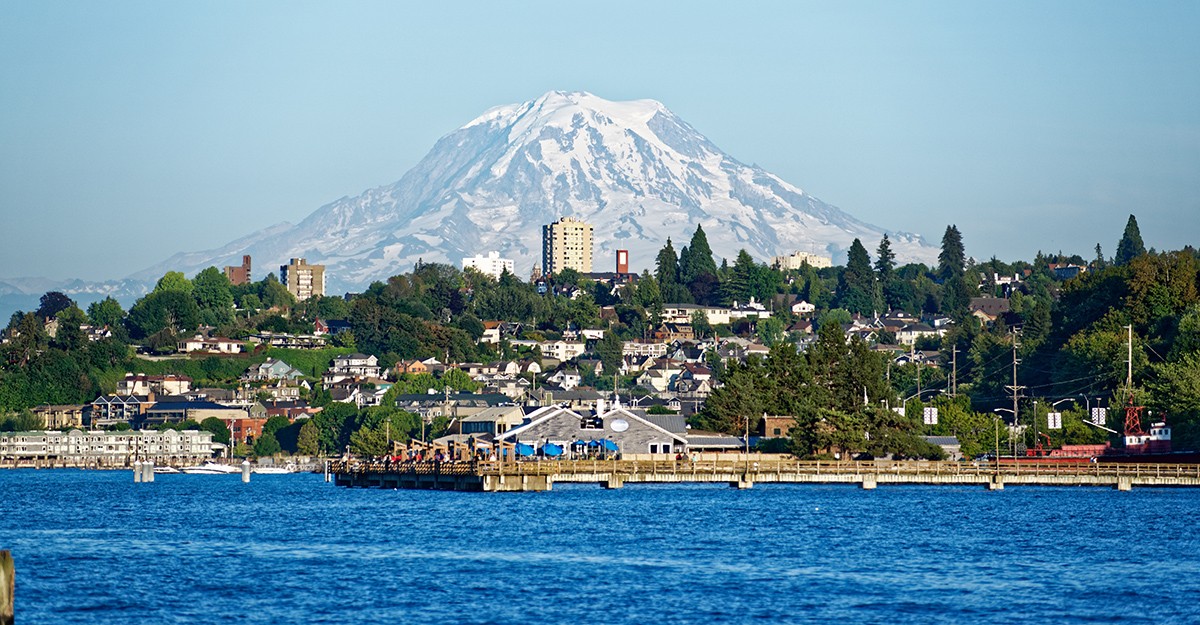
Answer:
[330, 458, 1200, 480]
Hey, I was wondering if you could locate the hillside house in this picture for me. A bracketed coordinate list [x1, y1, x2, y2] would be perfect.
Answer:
[178, 335, 245, 354]
[243, 358, 305, 382]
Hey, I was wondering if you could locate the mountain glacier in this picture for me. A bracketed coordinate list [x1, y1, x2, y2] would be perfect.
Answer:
[133, 91, 936, 292]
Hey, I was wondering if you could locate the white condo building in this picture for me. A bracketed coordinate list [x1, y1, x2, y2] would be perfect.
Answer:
[772, 251, 833, 270]
[463, 252, 515, 279]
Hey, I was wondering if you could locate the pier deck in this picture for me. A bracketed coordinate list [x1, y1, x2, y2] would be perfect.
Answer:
[331, 458, 1200, 492]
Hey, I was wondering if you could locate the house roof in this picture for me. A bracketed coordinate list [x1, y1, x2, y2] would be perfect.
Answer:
[459, 406, 526, 422]
[686, 434, 745, 449]
[641, 413, 688, 433]
[969, 297, 1011, 316]
[146, 400, 239, 413]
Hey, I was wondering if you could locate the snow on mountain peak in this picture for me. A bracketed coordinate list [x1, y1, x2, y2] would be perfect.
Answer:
[131, 91, 937, 292]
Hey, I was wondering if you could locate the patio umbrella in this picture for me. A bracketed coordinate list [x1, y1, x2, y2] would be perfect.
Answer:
[600, 439, 619, 451]
[541, 443, 564, 457]
[514, 443, 536, 457]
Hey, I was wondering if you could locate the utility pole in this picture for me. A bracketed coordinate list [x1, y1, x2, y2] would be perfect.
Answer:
[951, 346, 958, 398]
[1005, 332, 1026, 452]
[1126, 324, 1134, 398]
[913, 342, 921, 399]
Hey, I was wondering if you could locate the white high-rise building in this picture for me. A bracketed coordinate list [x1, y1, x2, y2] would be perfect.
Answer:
[463, 251, 515, 280]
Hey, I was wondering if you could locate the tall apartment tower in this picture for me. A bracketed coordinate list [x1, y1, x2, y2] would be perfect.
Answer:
[541, 217, 594, 275]
[223, 255, 252, 286]
[280, 258, 326, 300]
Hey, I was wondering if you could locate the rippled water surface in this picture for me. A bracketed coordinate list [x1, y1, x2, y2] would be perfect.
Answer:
[2, 470, 1199, 624]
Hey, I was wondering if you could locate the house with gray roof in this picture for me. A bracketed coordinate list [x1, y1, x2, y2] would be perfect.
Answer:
[495, 400, 689, 456]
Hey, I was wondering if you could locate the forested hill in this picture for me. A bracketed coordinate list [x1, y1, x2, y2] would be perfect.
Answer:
[3, 217, 1199, 455]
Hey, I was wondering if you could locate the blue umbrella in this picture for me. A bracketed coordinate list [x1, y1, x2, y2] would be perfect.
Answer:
[601, 439, 619, 451]
[515, 443, 536, 456]
[541, 443, 564, 457]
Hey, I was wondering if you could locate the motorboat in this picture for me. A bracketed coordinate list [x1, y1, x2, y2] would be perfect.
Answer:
[153, 466, 181, 474]
[182, 461, 242, 475]
[251, 463, 298, 475]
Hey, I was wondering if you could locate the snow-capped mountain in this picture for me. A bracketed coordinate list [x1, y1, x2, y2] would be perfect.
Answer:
[132, 91, 936, 291]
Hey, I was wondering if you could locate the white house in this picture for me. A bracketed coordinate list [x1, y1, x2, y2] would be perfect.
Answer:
[539, 341, 586, 362]
[323, 353, 382, 385]
[178, 335, 245, 354]
[790, 300, 816, 315]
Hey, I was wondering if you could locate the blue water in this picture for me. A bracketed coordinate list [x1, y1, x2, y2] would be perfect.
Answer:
[2, 471, 1199, 624]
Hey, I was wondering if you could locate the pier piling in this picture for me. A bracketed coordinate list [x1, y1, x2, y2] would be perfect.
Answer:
[241, 460, 251, 483]
[1, 550, 13, 625]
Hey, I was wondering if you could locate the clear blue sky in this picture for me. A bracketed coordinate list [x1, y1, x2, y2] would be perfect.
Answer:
[2, 0, 1197, 281]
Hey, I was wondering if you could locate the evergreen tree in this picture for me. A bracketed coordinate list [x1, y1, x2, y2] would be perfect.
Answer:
[677, 246, 691, 283]
[655, 239, 680, 289]
[836, 239, 880, 315]
[876, 235, 898, 311]
[724, 250, 758, 305]
[681, 225, 718, 285]
[937, 225, 965, 282]
[874, 235, 895, 280]
[595, 331, 624, 377]
[1115, 214, 1146, 266]
[937, 225, 972, 319]
[1093, 243, 1106, 270]
[655, 239, 692, 303]
[665, 225, 719, 304]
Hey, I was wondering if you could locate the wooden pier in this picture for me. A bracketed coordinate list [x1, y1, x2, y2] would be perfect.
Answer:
[331, 458, 1200, 492]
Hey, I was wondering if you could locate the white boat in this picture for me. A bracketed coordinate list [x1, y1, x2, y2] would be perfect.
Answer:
[182, 461, 242, 475]
[153, 466, 181, 474]
[252, 463, 298, 475]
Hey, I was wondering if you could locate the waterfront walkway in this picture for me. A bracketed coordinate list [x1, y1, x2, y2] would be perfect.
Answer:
[330, 457, 1200, 492]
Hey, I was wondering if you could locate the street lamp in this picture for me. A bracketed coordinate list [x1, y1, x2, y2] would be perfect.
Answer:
[1051, 398, 1075, 410]
[892, 388, 946, 412]
[897, 388, 946, 407]
[993, 408, 1016, 457]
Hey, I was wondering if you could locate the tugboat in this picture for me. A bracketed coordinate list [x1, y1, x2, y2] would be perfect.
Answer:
[1096, 400, 1200, 463]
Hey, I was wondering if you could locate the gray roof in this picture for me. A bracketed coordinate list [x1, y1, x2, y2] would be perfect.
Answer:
[686, 435, 745, 449]
[641, 413, 688, 434]
[392, 393, 512, 407]
[146, 400, 238, 413]
[922, 436, 960, 446]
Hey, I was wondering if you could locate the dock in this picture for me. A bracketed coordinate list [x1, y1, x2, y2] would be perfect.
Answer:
[330, 458, 1200, 492]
